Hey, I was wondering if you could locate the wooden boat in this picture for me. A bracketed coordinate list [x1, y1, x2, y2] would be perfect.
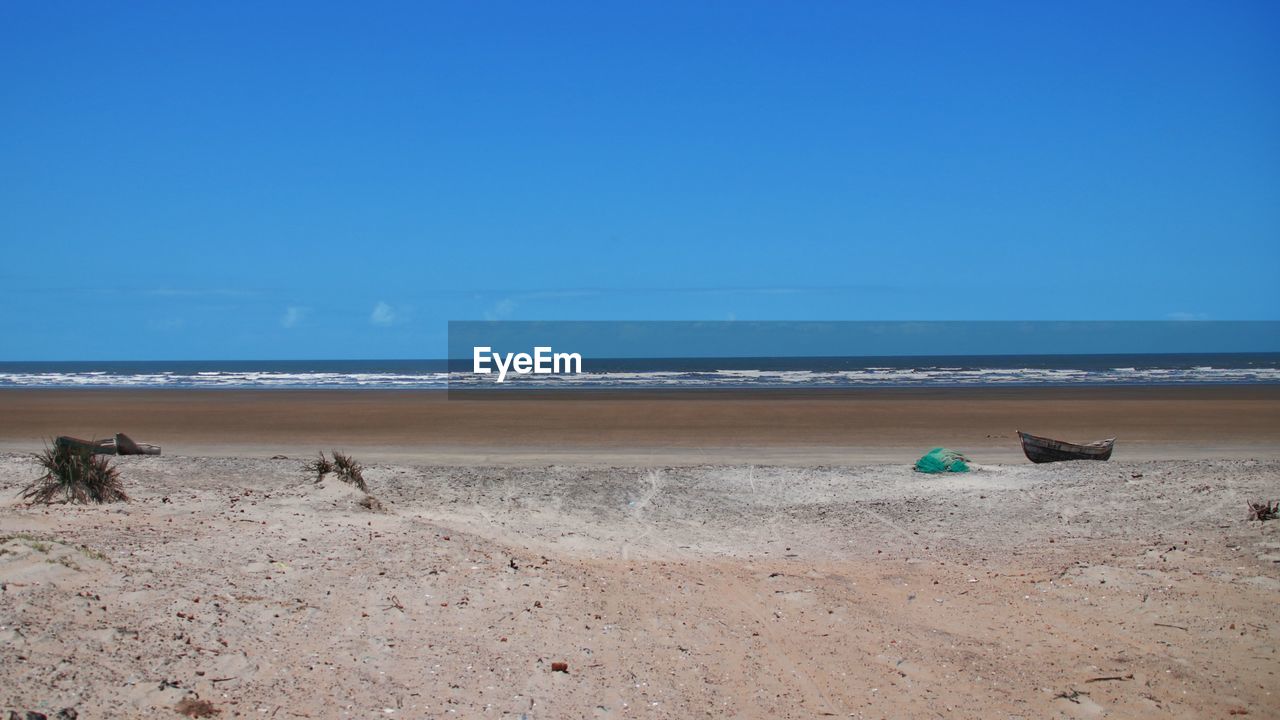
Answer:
[1017, 430, 1114, 463]
[55, 433, 161, 456]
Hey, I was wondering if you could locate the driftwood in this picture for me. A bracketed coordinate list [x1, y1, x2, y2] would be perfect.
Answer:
[56, 433, 160, 456]
[1085, 673, 1134, 683]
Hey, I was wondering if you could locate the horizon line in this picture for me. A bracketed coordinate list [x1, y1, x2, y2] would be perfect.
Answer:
[3, 350, 1280, 364]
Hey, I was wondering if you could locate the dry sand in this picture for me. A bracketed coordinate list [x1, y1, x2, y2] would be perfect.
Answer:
[1, 452, 1278, 718]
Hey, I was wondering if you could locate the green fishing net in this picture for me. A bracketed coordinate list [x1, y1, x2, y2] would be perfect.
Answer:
[914, 447, 970, 473]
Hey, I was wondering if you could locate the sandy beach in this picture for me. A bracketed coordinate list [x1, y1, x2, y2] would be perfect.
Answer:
[0, 387, 1277, 717]
[1, 453, 1278, 718]
[5, 0, 1277, 715]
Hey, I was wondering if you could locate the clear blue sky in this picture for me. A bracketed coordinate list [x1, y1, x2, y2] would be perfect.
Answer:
[2, 1, 1277, 359]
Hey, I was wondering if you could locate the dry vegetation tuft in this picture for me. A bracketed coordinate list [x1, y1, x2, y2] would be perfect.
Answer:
[331, 450, 367, 491]
[21, 442, 128, 504]
[1247, 500, 1279, 521]
[303, 452, 335, 482]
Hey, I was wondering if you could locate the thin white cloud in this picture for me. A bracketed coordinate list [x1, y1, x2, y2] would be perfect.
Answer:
[483, 298, 517, 321]
[281, 306, 309, 328]
[1167, 311, 1209, 321]
[371, 301, 397, 326]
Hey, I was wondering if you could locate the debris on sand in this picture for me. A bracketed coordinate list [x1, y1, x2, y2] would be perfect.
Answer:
[174, 697, 220, 717]
[1247, 500, 1278, 521]
[1085, 673, 1133, 683]
[1054, 688, 1086, 703]
[55, 433, 160, 456]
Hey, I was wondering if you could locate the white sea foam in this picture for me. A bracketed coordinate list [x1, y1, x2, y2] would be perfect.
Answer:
[0, 366, 1278, 389]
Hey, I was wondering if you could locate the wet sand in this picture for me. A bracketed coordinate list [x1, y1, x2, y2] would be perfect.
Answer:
[0, 386, 1277, 464]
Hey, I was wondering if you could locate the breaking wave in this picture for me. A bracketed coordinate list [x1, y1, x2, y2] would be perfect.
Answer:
[1, 364, 1278, 389]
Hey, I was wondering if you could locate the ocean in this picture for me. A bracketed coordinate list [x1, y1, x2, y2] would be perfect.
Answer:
[1, 353, 1278, 389]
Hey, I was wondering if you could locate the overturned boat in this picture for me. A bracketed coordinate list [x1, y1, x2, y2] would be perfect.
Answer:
[55, 433, 161, 456]
[1017, 430, 1113, 463]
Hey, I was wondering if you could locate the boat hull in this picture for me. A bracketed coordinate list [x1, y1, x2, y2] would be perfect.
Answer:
[1017, 431, 1114, 463]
